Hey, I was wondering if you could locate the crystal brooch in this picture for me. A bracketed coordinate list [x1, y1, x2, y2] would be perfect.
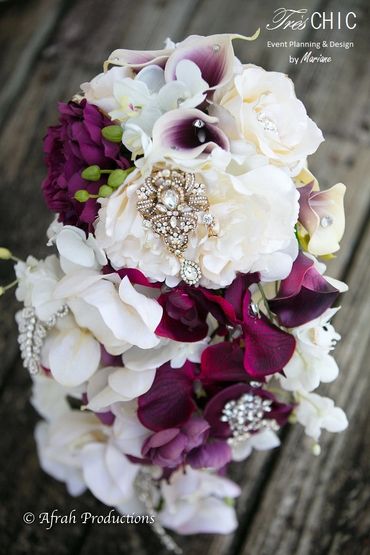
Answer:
[136, 168, 216, 285]
[221, 392, 279, 444]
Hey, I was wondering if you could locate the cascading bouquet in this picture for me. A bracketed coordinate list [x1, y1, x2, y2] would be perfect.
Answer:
[1, 31, 349, 550]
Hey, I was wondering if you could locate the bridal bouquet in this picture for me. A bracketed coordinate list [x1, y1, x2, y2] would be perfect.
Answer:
[1, 32, 348, 549]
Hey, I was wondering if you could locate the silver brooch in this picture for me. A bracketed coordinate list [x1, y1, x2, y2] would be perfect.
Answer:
[136, 168, 216, 285]
[16, 305, 69, 375]
[221, 392, 279, 444]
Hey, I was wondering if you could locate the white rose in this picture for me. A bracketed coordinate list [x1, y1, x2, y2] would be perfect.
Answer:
[212, 65, 324, 173]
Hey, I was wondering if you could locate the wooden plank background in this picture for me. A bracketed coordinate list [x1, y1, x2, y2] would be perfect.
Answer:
[0, 0, 369, 554]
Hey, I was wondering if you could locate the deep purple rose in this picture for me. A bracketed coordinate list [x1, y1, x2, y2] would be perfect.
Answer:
[42, 100, 130, 229]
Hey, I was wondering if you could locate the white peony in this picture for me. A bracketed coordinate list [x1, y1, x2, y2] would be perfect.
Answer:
[95, 164, 299, 288]
[212, 65, 324, 174]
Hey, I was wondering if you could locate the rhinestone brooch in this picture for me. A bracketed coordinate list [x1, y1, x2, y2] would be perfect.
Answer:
[136, 168, 216, 285]
[221, 392, 279, 444]
[16, 305, 69, 375]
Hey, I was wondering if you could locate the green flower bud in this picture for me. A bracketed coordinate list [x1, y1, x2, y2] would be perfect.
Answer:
[81, 165, 101, 181]
[107, 169, 128, 188]
[223, 497, 235, 507]
[101, 125, 123, 143]
[74, 190, 91, 202]
[0, 247, 12, 260]
[98, 185, 114, 198]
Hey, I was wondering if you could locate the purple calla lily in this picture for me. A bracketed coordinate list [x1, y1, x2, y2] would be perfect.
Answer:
[152, 109, 229, 158]
[105, 46, 173, 70]
[269, 252, 340, 327]
[164, 33, 259, 91]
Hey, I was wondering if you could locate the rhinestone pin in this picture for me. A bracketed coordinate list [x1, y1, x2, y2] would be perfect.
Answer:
[16, 305, 69, 375]
[221, 392, 279, 444]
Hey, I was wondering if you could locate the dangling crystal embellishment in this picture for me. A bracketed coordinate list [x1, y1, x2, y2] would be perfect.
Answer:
[16, 305, 69, 375]
[136, 168, 216, 285]
[180, 259, 202, 285]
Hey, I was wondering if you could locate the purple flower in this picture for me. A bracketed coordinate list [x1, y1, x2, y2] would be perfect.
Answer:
[152, 109, 229, 159]
[269, 252, 340, 327]
[142, 416, 208, 467]
[203, 274, 296, 378]
[42, 100, 130, 229]
[142, 416, 231, 470]
[156, 289, 209, 342]
[138, 361, 198, 431]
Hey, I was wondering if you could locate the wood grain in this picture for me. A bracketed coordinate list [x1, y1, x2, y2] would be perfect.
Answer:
[0, 0, 368, 553]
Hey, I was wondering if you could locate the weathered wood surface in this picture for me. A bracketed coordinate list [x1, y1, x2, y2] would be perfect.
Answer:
[0, 0, 369, 554]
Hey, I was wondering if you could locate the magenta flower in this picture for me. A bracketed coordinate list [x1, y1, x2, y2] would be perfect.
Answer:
[156, 289, 209, 342]
[200, 342, 247, 385]
[214, 273, 296, 378]
[138, 361, 198, 431]
[269, 252, 341, 327]
[142, 416, 210, 468]
[42, 100, 130, 229]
